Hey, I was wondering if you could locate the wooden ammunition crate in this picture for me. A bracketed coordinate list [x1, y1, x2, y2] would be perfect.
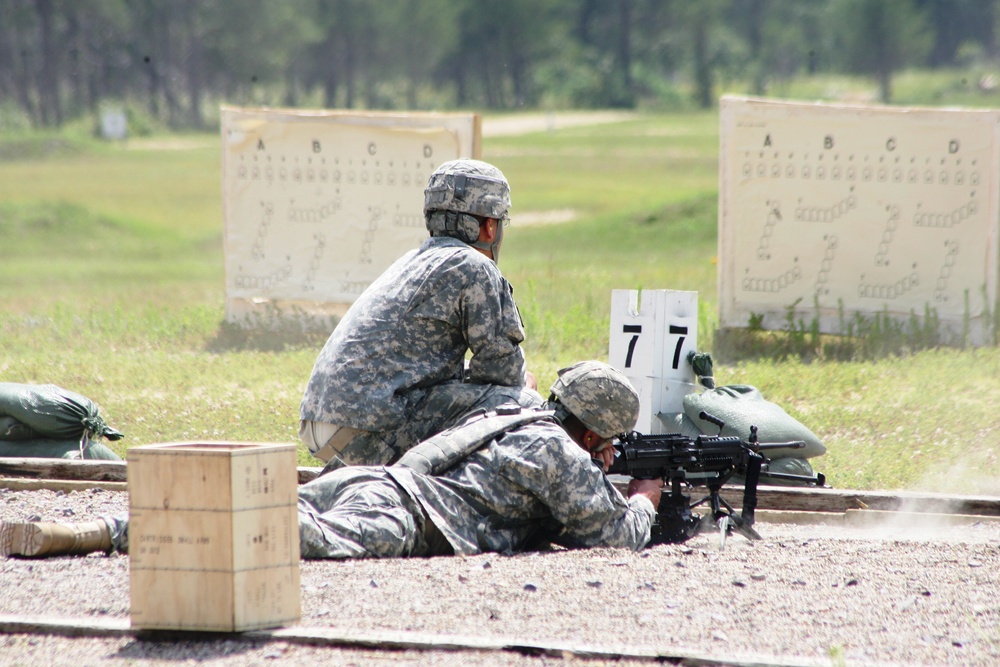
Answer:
[127, 442, 301, 632]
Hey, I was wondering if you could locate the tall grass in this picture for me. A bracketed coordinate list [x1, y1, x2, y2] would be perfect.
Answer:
[1, 110, 999, 492]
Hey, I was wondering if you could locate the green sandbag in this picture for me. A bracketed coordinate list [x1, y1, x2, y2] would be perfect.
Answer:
[0, 383, 124, 442]
[75, 442, 122, 460]
[0, 438, 122, 460]
[731, 456, 817, 487]
[683, 385, 825, 459]
[658, 412, 705, 438]
[0, 415, 34, 441]
[767, 456, 816, 477]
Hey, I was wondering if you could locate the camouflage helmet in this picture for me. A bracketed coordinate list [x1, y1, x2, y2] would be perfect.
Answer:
[550, 361, 640, 438]
[424, 159, 511, 243]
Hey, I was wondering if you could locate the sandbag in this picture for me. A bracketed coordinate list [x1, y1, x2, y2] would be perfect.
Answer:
[0, 415, 33, 441]
[657, 412, 704, 438]
[767, 456, 817, 478]
[730, 456, 817, 487]
[74, 441, 122, 460]
[683, 385, 825, 459]
[0, 438, 122, 460]
[0, 383, 123, 442]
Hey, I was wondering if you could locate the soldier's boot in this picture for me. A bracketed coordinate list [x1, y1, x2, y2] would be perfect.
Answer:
[0, 520, 111, 558]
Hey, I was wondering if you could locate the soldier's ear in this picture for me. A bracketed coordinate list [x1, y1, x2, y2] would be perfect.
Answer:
[478, 218, 497, 243]
[581, 429, 605, 452]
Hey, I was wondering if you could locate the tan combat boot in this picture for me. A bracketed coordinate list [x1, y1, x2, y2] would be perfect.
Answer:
[0, 520, 112, 558]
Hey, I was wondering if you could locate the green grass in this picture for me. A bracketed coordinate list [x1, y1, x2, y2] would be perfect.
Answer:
[739, 67, 1000, 109]
[495, 114, 721, 380]
[1, 107, 999, 492]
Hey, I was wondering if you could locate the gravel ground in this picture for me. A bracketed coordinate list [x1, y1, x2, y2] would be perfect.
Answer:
[2, 487, 999, 667]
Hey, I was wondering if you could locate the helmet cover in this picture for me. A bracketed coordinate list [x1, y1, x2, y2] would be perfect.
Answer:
[424, 158, 511, 217]
[550, 361, 640, 438]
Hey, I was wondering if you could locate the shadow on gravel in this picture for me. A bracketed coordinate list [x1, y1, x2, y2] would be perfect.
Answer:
[116, 633, 264, 661]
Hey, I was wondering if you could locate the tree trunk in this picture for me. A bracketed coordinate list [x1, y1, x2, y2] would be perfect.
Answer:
[616, 0, 634, 107]
[747, 0, 766, 95]
[344, 29, 356, 108]
[64, 8, 88, 118]
[34, 0, 62, 127]
[692, 14, 713, 109]
[316, 23, 339, 108]
[159, 13, 183, 128]
[878, 65, 892, 104]
[182, 2, 205, 129]
[0, 11, 38, 126]
[187, 42, 204, 128]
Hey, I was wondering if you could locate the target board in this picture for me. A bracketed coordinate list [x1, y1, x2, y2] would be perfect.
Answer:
[221, 106, 480, 324]
[719, 95, 1000, 344]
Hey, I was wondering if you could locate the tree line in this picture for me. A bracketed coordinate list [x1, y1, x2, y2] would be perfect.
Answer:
[1, 0, 997, 131]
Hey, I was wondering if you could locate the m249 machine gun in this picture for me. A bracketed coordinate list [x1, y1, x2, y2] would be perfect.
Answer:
[607, 411, 825, 548]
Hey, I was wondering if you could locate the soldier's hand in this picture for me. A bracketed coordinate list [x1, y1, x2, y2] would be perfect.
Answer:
[627, 478, 663, 508]
[591, 443, 615, 471]
[583, 434, 614, 471]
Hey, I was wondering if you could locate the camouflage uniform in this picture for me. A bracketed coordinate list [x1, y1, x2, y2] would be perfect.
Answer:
[297, 419, 654, 559]
[7, 362, 649, 561]
[299, 234, 528, 469]
[91, 418, 651, 559]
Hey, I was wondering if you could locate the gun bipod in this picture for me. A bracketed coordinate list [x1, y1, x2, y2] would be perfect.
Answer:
[689, 485, 763, 549]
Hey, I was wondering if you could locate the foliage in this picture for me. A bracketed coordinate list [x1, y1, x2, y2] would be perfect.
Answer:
[826, 0, 933, 102]
[716, 299, 956, 363]
[3, 1, 1000, 127]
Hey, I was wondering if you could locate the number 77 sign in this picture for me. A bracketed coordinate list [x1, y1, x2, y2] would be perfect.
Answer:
[609, 289, 699, 434]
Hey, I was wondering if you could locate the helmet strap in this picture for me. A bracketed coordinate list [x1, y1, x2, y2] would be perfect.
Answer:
[547, 398, 572, 427]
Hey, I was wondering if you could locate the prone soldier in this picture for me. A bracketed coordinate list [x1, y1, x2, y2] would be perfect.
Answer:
[2, 362, 664, 559]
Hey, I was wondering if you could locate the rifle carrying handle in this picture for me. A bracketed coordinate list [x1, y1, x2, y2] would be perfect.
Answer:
[698, 410, 725, 430]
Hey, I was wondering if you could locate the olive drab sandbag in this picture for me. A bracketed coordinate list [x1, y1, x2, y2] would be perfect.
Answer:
[0, 383, 124, 460]
[0, 438, 121, 460]
[683, 384, 825, 460]
[658, 412, 704, 439]
[0, 415, 32, 441]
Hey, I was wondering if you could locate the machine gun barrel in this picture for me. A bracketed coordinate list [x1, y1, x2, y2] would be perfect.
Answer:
[756, 441, 805, 451]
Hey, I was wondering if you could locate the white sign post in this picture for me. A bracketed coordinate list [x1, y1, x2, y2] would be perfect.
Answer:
[609, 289, 699, 434]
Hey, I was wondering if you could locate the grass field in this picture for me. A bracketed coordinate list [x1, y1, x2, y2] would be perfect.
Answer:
[1, 110, 999, 494]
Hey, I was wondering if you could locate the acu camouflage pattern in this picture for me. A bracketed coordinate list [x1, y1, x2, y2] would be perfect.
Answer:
[424, 159, 512, 245]
[322, 384, 544, 471]
[66, 397, 652, 560]
[298, 468, 435, 558]
[424, 159, 511, 218]
[297, 419, 654, 559]
[92, 480, 435, 559]
[549, 361, 640, 438]
[94, 513, 129, 554]
[387, 419, 653, 555]
[300, 234, 527, 437]
[424, 210, 481, 244]
[395, 405, 554, 475]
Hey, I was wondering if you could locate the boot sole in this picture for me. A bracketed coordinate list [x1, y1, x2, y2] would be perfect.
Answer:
[0, 522, 45, 557]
